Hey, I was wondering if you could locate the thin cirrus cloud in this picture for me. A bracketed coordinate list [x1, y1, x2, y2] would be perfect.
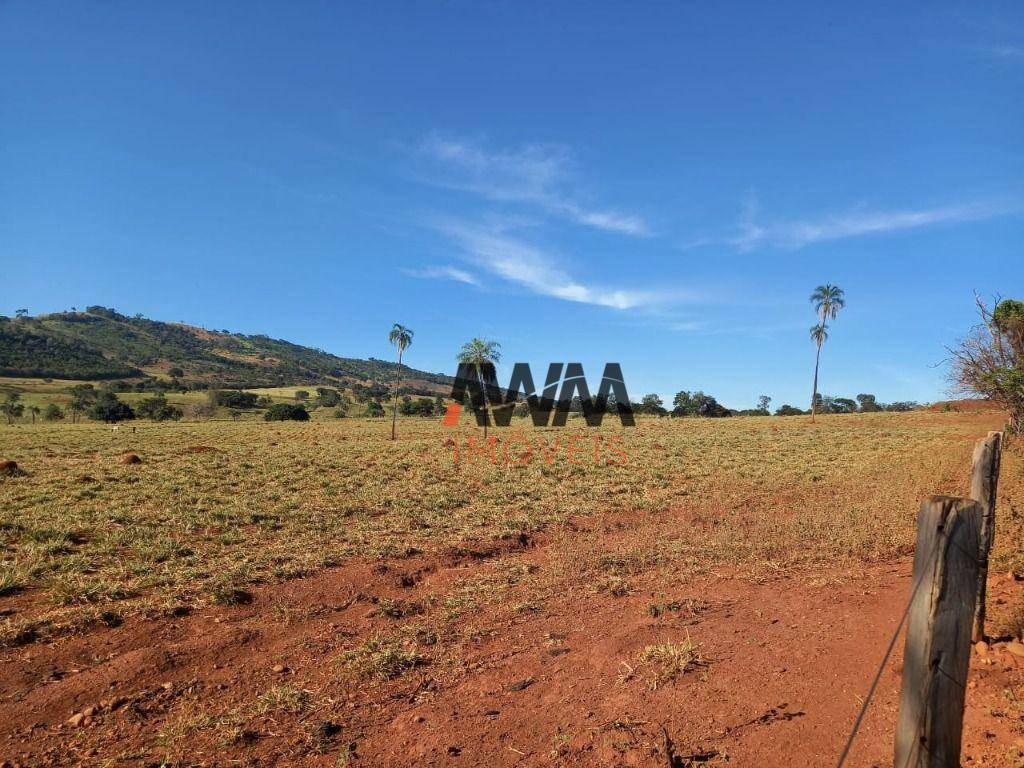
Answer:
[414, 136, 650, 236]
[429, 217, 665, 310]
[401, 265, 480, 286]
[975, 44, 1024, 60]
[732, 198, 1019, 251]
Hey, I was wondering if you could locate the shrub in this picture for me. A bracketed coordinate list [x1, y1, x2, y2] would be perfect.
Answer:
[43, 403, 64, 421]
[264, 403, 310, 421]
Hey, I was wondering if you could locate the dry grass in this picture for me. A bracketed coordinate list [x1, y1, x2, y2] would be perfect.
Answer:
[0, 411, 1017, 645]
[340, 635, 427, 680]
[620, 637, 704, 688]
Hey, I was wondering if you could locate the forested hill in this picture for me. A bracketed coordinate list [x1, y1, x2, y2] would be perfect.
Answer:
[0, 307, 451, 390]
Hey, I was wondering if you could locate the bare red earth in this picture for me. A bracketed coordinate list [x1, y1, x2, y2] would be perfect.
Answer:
[2, 533, 1023, 767]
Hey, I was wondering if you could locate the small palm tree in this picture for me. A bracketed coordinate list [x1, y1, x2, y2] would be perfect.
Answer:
[457, 338, 501, 437]
[28, 405, 40, 424]
[388, 324, 414, 440]
[809, 284, 845, 422]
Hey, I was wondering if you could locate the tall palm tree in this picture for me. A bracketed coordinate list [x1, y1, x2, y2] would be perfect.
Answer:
[28, 405, 40, 424]
[388, 324, 414, 440]
[809, 323, 829, 422]
[809, 284, 845, 422]
[457, 338, 501, 437]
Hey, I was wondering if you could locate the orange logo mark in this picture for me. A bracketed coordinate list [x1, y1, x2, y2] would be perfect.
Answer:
[442, 402, 462, 427]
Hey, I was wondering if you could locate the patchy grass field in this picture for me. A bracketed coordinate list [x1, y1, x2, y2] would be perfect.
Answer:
[0, 411, 1022, 766]
[1, 411, 1018, 644]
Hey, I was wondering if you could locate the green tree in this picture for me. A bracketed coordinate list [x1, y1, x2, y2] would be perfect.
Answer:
[68, 383, 96, 423]
[856, 393, 881, 412]
[388, 324, 414, 440]
[457, 338, 501, 437]
[809, 284, 845, 422]
[1, 393, 24, 425]
[640, 393, 666, 415]
[399, 394, 415, 416]
[216, 390, 258, 409]
[137, 394, 184, 421]
[950, 296, 1024, 431]
[88, 392, 135, 423]
[365, 400, 385, 417]
[757, 395, 771, 414]
[264, 403, 310, 421]
[775, 404, 807, 416]
[671, 390, 728, 417]
[809, 323, 829, 422]
[316, 387, 340, 407]
[27, 405, 40, 423]
[43, 403, 64, 421]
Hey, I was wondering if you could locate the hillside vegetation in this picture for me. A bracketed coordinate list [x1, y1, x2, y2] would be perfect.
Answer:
[0, 307, 450, 390]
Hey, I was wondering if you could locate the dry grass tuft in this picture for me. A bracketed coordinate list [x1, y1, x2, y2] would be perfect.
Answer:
[340, 635, 427, 680]
[620, 637, 704, 689]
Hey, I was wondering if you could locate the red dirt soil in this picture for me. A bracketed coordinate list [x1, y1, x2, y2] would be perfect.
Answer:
[2, 533, 1023, 767]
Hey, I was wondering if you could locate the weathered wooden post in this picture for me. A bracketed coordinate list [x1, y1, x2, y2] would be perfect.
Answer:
[894, 496, 982, 768]
[970, 431, 1002, 643]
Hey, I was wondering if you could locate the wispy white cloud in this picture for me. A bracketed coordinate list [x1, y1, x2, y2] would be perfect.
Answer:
[731, 197, 1019, 250]
[432, 217, 665, 309]
[402, 264, 481, 286]
[664, 320, 708, 332]
[414, 137, 649, 236]
[974, 44, 1024, 60]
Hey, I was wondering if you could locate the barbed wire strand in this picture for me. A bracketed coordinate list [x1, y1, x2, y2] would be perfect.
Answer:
[835, 570, 927, 768]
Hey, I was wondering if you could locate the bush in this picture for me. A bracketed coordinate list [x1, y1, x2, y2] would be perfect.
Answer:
[43, 404, 65, 421]
[264, 403, 310, 421]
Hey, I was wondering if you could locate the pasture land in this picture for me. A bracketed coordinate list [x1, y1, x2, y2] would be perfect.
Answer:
[0, 411, 1022, 766]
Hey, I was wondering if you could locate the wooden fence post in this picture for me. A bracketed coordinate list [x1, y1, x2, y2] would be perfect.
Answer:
[894, 496, 982, 768]
[970, 431, 1002, 643]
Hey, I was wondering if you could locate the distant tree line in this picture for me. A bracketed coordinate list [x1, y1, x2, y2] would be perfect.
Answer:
[624, 390, 920, 418]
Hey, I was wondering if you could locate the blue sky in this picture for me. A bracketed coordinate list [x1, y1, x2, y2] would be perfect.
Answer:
[1, 2, 1021, 408]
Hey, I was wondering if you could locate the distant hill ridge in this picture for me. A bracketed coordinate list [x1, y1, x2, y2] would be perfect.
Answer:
[0, 307, 451, 391]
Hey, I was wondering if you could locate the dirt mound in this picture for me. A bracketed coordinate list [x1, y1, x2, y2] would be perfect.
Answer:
[119, 453, 142, 465]
[0, 460, 21, 476]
